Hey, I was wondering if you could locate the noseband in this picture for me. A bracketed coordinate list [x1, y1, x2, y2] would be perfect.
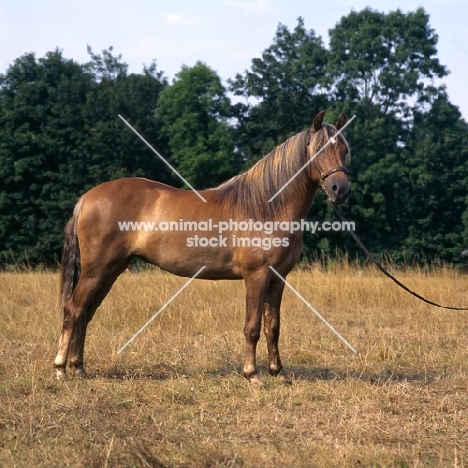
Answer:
[317, 164, 349, 181]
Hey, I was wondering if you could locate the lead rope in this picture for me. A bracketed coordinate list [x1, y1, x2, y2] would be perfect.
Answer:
[334, 206, 468, 311]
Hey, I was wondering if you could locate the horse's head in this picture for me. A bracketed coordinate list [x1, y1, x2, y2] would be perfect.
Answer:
[308, 111, 351, 205]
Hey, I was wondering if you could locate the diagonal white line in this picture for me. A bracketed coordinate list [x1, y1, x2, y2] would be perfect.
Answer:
[118, 114, 207, 202]
[269, 266, 357, 354]
[268, 115, 356, 202]
[117, 266, 206, 354]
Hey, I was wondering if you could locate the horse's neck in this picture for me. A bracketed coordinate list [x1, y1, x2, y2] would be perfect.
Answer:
[277, 182, 319, 221]
[212, 132, 321, 221]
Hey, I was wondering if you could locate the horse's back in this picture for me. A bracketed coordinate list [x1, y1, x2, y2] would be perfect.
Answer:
[86, 177, 175, 199]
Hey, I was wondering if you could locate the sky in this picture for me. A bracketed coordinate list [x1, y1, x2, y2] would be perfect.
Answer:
[1, 0, 467, 120]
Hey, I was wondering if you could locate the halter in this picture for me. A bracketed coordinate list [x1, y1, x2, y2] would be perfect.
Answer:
[316, 164, 349, 181]
[308, 142, 349, 189]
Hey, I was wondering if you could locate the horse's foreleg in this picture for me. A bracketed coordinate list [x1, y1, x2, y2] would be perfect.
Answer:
[263, 278, 285, 376]
[242, 270, 270, 386]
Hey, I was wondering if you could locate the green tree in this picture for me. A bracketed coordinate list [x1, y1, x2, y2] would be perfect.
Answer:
[83, 47, 171, 187]
[401, 94, 468, 263]
[313, 7, 455, 263]
[155, 61, 240, 188]
[0, 48, 169, 265]
[328, 7, 447, 118]
[0, 50, 93, 263]
[230, 17, 329, 165]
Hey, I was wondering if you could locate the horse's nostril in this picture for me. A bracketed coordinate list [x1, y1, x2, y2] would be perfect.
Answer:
[332, 184, 338, 192]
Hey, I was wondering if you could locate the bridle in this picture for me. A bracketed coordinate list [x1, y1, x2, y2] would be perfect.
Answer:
[316, 163, 349, 181]
[307, 142, 349, 190]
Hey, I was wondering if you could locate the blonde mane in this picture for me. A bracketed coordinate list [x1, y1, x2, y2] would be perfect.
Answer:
[211, 123, 350, 220]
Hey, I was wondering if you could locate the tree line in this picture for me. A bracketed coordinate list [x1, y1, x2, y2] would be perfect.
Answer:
[1, 7, 467, 267]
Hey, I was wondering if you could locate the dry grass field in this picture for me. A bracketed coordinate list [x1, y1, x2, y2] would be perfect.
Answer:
[1, 265, 468, 467]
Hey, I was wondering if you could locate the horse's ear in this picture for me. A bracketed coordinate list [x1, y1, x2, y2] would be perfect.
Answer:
[335, 113, 347, 130]
[312, 110, 325, 132]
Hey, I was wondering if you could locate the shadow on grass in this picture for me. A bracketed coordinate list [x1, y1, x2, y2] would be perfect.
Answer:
[84, 361, 440, 386]
[289, 365, 439, 385]
[95, 363, 178, 381]
[92, 360, 240, 381]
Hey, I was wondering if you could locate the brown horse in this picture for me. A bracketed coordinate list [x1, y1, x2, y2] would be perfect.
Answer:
[54, 111, 352, 385]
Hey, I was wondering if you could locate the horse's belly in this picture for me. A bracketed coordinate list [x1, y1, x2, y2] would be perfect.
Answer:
[135, 232, 242, 279]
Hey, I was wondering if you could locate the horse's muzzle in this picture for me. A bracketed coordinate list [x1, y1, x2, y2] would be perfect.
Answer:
[322, 172, 351, 205]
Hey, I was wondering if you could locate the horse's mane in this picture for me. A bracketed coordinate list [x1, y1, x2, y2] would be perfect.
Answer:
[210, 123, 350, 220]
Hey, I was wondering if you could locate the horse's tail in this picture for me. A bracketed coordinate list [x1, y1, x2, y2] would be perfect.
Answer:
[60, 197, 84, 308]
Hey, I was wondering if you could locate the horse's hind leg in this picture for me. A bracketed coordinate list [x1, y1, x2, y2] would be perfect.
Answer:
[67, 263, 129, 377]
[54, 262, 127, 380]
[54, 274, 104, 380]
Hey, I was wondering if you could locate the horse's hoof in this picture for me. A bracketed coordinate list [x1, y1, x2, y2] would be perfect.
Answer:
[73, 366, 88, 379]
[55, 368, 68, 381]
[248, 375, 265, 387]
[277, 372, 293, 385]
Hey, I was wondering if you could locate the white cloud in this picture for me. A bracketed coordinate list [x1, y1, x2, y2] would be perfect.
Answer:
[225, 0, 272, 12]
[164, 14, 200, 25]
[165, 13, 183, 24]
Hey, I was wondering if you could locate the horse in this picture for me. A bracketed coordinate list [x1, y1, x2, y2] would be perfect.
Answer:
[54, 110, 352, 386]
